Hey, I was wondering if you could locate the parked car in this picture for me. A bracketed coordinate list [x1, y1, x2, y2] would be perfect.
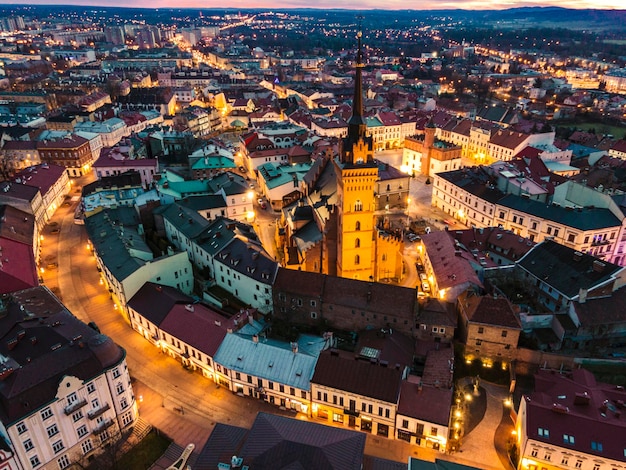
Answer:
[415, 262, 424, 272]
[419, 272, 428, 282]
[422, 282, 430, 293]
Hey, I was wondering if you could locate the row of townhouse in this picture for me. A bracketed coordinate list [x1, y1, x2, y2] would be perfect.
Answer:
[157, 170, 255, 223]
[158, 200, 278, 314]
[83, 206, 194, 314]
[0, 286, 138, 470]
[432, 167, 626, 265]
[433, 115, 555, 165]
[125, 278, 453, 453]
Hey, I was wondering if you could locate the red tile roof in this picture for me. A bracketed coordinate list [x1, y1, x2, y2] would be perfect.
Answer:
[398, 381, 452, 426]
[14, 163, 66, 197]
[159, 303, 230, 357]
[525, 369, 626, 462]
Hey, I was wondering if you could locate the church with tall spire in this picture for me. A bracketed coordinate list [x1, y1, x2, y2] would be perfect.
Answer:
[332, 29, 404, 281]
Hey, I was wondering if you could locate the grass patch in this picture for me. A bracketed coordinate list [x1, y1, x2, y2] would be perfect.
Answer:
[116, 429, 171, 470]
[569, 122, 626, 139]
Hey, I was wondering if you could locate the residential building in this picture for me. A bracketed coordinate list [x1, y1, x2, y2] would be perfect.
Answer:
[0, 205, 38, 294]
[213, 333, 323, 413]
[13, 163, 71, 222]
[0, 181, 45, 231]
[516, 240, 626, 313]
[0, 140, 40, 173]
[37, 134, 94, 177]
[456, 290, 522, 365]
[514, 369, 626, 470]
[93, 150, 158, 189]
[396, 381, 452, 452]
[84, 207, 193, 311]
[311, 349, 404, 439]
[1, 287, 137, 470]
[74, 118, 128, 148]
[418, 231, 483, 302]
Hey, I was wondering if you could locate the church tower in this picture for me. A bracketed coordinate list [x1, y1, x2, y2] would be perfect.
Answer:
[333, 29, 378, 280]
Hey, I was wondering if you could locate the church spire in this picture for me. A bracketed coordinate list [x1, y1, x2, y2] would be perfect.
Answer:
[347, 27, 366, 141]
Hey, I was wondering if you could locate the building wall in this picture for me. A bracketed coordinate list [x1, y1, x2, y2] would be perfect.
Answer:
[7, 358, 137, 470]
[463, 322, 520, 364]
[311, 383, 397, 439]
[395, 413, 449, 451]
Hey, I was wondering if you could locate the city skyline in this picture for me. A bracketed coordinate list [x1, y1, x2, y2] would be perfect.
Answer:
[1, 0, 623, 10]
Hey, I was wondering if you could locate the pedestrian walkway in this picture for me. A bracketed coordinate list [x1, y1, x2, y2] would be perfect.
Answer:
[454, 381, 509, 470]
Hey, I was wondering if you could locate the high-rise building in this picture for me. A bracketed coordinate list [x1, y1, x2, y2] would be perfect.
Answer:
[104, 26, 125, 45]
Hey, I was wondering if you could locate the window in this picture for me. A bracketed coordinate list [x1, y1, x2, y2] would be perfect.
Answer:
[112, 368, 120, 379]
[544, 452, 551, 461]
[355, 255, 360, 265]
[310, 300, 316, 307]
[290, 387, 295, 396]
[77, 425, 88, 438]
[58, 455, 70, 469]
[591, 441, 603, 452]
[311, 312, 317, 319]
[574, 460, 583, 469]
[52, 440, 65, 453]
[478, 327, 484, 334]
[531, 449, 538, 457]
[378, 407, 383, 416]
[476, 340, 482, 346]
[47, 424, 59, 438]
[355, 221, 361, 231]
[30, 455, 40, 468]
[561, 456, 569, 466]
[377, 423, 389, 437]
[81, 439, 93, 455]
[120, 396, 128, 409]
[398, 430, 411, 442]
[431, 427, 438, 436]
[333, 413, 343, 423]
[23, 439, 34, 452]
[563, 434, 575, 444]
[402, 419, 409, 428]
[568, 234, 575, 243]
[538, 427, 549, 438]
[87, 382, 96, 394]
[67, 392, 78, 405]
[354, 200, 363, 211]
[72, 411, 83, 422]
[385, 408, 390, 418]
[17, 422, 27, 434]
[41, 407, 53, 420]
[355, 238, 360, 248]
[279, 385, 285, 393]
[501, 330, 508, 338]
[116, 383, 124, 395]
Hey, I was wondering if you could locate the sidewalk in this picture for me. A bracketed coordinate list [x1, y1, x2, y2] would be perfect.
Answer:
[454, 381, 510, 470]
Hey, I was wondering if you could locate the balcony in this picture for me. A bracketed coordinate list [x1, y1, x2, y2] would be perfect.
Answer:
[591, 239, 610, 247]
[93, 419, 115, 435]
[87, 402, 110, 420]
[64, 398, 88, 415]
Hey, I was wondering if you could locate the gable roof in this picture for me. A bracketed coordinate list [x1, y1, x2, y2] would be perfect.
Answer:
[517, 240, 623, 299]
[312, 349, 403, 403]
[213, 334, 320, 390]
[127, 282, 193, 326]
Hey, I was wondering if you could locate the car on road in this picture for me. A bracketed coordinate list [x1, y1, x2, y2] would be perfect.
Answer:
[419, 272, 428, 282]
[407, 233, 421, 242]
[421, 282, 430, 293]
[415, 262, 424, 272]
